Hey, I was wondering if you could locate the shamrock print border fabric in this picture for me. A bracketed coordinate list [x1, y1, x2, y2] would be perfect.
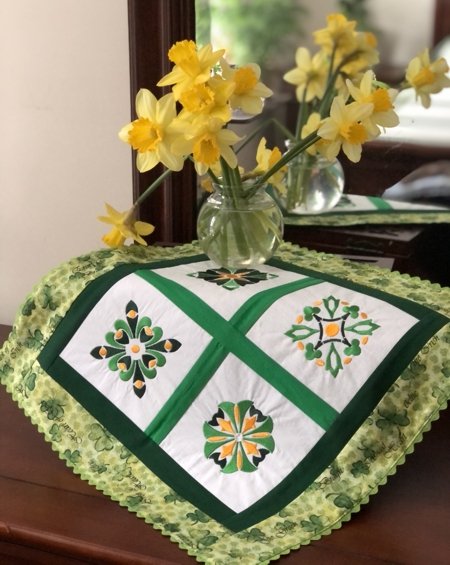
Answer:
[1, 242, 450, 564]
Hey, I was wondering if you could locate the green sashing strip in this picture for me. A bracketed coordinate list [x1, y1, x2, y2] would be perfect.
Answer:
[367, 196, 393, 210]
[139, 271, 337, 443]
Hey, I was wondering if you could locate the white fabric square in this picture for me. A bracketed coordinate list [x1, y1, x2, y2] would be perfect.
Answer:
[246, 281, 419, 412]
[159, 353, 325, 513]
[60, 273, 212, 430]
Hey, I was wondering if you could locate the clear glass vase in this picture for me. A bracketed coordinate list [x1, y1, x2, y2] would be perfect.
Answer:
[277, 143, 345, 214]
[197, 180, 284, 269]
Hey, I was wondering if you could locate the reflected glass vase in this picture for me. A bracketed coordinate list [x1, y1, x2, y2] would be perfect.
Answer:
[277, 143, 345, 214]
[197, 180, 284, 269]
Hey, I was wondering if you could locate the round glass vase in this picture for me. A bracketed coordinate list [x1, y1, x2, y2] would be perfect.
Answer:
[197, 180, 284, 269]
[277, 142, 345, 214]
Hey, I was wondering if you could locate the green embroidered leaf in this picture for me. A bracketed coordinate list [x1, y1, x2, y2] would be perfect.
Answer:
[285, 324, 320, 341]
[323, 296, 340, 317]
[345, 320, 380, 335]
[303, 306, 320, 321]
[343, 338, 361, 357]
[88, 423, 114, 451]
[325, 343, 343, 378]
[305, 342, 322, 360]
[342, 305, 360, 319]
[64, 449, 81, 465]
[25, 329, 44, 350]
[21, 299, 36, 316]
[351, 460, 370, 477]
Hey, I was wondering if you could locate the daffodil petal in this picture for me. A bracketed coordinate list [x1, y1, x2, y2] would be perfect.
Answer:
[136, 151, 159, 172]
[136, 89, 157, 120]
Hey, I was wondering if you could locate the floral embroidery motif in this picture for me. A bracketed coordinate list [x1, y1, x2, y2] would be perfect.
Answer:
[188, 268, 278, 290]
[285, 295, 380, 378]
[90, 301, 181, 398]
[203, 401, 275, 473]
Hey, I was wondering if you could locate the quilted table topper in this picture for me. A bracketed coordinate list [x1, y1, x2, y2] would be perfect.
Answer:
[2, 243, 450, 564]
[29, 250, 447, 531]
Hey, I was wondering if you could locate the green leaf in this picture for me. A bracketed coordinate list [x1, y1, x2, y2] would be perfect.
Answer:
[342, 305, 360, 319]
[40, 285, 59, 311]
[164, 523, 180, 533]
[21, 299, 36, 316]
[346, 320, 380, 336]
[323, 295, 340, 317]
[88, 423, 114, 451]
[0, 363, 14, 379]
[332, 494, 354, 509]
[49, 424, 62, 442]
[164, 491, 186, 504]
[305, 342, 322, 360]
[25, 329, 44, 350]
[285, 324, 319, 341]
[40, 398, 64, 420]
[197, 534, 218, 547]
[351, 460, 370, 478]
[186, 509, 210, 524]
[303, 306, 320, 321]
[64, 449, 81, 465]
[343, 338, 361, 357]
[325, 343, 343, 378]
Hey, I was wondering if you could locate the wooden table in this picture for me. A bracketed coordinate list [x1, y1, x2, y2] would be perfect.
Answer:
[1, 323, 449, 564]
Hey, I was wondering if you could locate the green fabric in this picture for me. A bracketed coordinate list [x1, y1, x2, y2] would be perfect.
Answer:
[367, 196, 393, 210]
[1, 242, 450, 564]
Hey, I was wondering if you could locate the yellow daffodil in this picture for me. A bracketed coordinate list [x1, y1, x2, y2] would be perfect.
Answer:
[346, 70, 399, 136]
[283, 48, 329, 102]
[98, 203, 154, 247]
[119, 90, 184, 173]
[171, 115, 242, 175]
[157, 42, 225, 100]
[200, 162, 244, 193]
[339, 32, 380, 78]
[317, 96, 374, 162]
[221, 59, 273, 115]
[178, 74, 235, 123]
[301, 112, 331, 157]
[245, 138, 287, 192]
[313, 14, 357, 56]
[405, 48, 450, 108]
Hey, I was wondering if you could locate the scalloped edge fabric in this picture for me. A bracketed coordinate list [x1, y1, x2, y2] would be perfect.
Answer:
[1, 241, 450, 565]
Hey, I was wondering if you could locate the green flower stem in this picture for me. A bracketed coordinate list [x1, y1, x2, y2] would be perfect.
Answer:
[245, 131, 321, 198]
[135, 167, 173, 206]
[294, 88, 309, 140]
[285, 152, 315, 211]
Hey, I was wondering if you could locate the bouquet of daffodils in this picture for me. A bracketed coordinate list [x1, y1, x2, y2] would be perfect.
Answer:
[99, 14, 450, 260]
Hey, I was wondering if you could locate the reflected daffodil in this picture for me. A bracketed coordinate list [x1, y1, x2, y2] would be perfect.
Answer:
[405, 48, 450, 108]
[283, 48, 329, 102]
[318, 96, 373, 162]
[246, 138, 287, 192]
[346, 70, 399, 135]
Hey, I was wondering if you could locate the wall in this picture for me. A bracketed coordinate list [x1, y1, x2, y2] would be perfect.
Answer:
[0, 0, 132, 325]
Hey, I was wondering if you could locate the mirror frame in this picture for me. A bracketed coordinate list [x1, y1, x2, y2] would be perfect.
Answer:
[127, 0, 197, 244]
